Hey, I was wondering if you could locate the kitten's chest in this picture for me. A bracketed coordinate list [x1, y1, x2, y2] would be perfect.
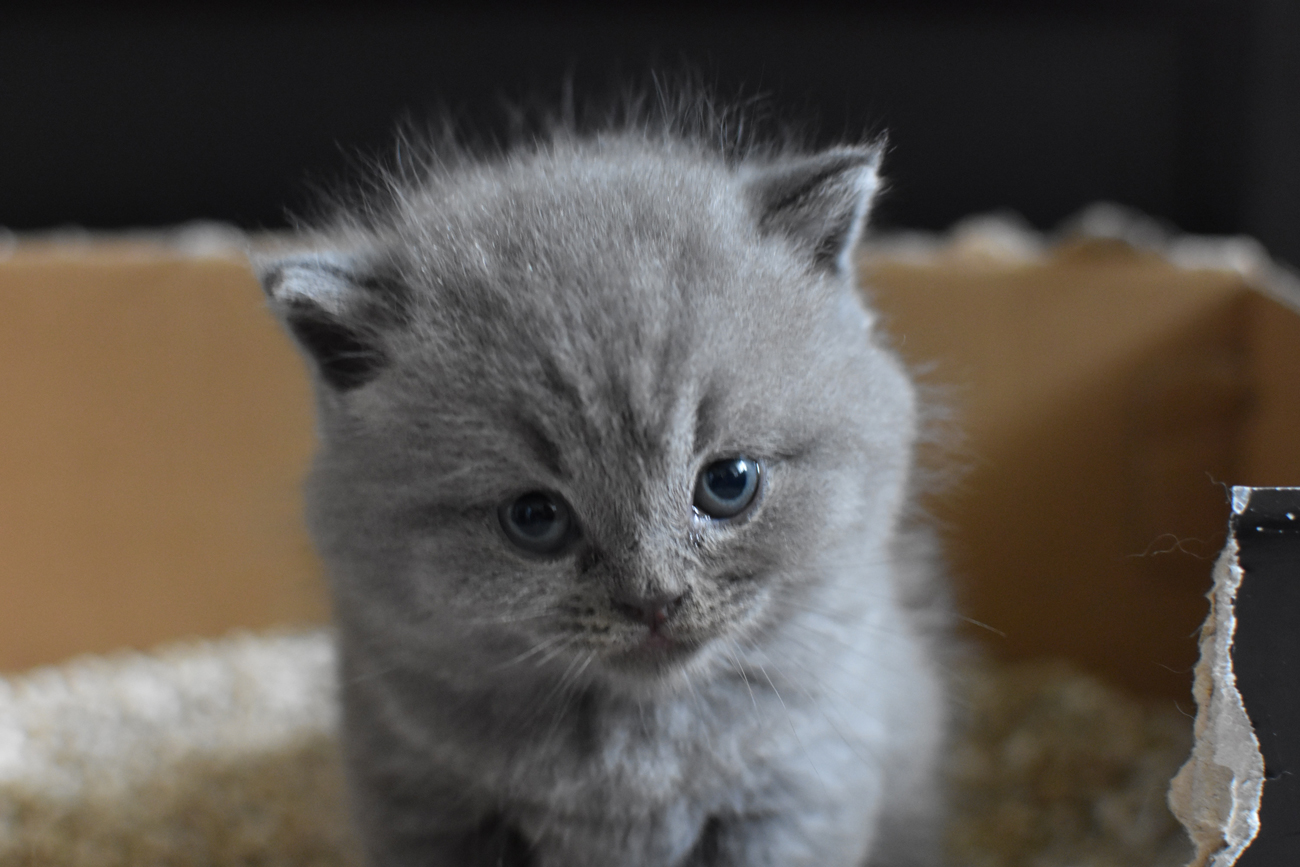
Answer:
[500, 688, 761, 810]
[488, 689, 769, 866]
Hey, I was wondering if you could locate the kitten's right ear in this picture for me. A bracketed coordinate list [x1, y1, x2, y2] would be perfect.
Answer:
[257, 253, 405, 392]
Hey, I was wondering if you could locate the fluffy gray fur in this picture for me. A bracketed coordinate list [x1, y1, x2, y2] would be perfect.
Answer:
[259, 123, 950, 867]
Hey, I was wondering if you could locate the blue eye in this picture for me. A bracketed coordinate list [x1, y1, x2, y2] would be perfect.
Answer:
[500, 492, 573, 554]
[694, 456, 761, 519]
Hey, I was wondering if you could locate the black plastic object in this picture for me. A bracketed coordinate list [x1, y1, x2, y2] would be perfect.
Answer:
[1233, 487, 1300, 866]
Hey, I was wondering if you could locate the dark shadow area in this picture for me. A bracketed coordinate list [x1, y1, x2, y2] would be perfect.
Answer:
[1, 2, 1296, 265]
[1233, 488, 1300, 866]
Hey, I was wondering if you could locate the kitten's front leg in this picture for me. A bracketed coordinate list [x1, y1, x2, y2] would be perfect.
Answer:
[677, 808, 877, 867]
[348, 767, 533, 867]
[362, 815, 532, 867]
[354, 797, 534, 867]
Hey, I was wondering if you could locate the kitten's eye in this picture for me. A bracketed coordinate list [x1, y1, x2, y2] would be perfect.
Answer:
[499, 492, 573, 554]
[694, 456, 761, 519]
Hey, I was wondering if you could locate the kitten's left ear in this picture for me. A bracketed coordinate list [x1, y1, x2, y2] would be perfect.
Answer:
[745, 144, 883, 277]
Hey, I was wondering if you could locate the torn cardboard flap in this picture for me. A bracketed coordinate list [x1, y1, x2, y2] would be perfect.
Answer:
[1167, 488, 1265, 867]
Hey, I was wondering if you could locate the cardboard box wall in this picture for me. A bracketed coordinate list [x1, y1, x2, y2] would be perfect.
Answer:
[2, 214, 1298, 704]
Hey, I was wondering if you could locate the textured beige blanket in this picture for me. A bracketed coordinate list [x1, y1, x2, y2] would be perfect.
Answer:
[0, 632, 1191, 867]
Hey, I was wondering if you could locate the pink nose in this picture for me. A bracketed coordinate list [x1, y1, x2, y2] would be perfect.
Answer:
[611, 593, 684, 628]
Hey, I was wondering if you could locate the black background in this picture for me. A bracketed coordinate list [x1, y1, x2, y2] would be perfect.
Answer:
[2, 1, 1297, 265]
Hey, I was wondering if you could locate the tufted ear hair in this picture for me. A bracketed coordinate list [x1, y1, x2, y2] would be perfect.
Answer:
[256, 252, 408, 392]
[744, 144, 884, 277]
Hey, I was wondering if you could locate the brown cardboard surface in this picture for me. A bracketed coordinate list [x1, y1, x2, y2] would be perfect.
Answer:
[861, 241, 1252, 699]
[0, 245, 325, 672]
[1239, 292, 1300, 486]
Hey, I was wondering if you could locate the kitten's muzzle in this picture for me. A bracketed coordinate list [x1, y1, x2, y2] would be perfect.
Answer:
[610, 591, 685, 631]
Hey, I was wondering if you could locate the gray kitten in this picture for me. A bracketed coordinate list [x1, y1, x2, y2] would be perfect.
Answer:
[259, 120, 950, 867]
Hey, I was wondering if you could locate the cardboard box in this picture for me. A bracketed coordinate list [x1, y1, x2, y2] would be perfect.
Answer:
[0, 232, 325, 673]
[2, 212, 1297, 706]
[861, 212, 1300, 701]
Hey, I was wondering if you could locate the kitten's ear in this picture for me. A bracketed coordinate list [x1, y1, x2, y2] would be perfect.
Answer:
[745, 144, 883, 277]
[257, 253, 406, 392]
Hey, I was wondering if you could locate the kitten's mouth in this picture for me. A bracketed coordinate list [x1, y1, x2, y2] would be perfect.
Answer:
[606, 627, 703, 672]
[641, 631, 675, 652]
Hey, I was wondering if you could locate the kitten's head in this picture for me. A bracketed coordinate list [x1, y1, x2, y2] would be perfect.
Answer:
[260, 134, 917, 694]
